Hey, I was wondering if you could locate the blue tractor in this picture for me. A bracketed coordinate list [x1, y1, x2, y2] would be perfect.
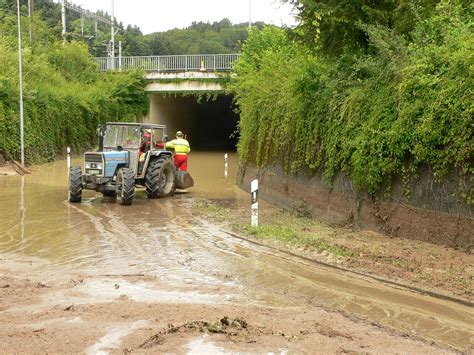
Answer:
[69, 122, 189, 205]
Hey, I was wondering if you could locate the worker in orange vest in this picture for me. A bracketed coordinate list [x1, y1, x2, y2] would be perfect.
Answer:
[166, 131, 191, 171]
[139, 129, 152, 162]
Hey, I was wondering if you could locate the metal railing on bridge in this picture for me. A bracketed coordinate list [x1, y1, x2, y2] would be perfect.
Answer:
[93, 54, 240, 72]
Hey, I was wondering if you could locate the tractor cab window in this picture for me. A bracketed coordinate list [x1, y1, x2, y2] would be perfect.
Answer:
[139, 127, 166, 151]
[152, 128, 166, 149]
[104, 125, 139, 149]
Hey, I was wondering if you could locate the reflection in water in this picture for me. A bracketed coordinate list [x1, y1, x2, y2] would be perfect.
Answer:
[224, 153, 228, 178]
[20, 175, 25, 242]
[0, 151, 473, 351]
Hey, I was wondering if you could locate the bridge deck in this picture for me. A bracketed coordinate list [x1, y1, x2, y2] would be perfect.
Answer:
[93, 54, 239, 72]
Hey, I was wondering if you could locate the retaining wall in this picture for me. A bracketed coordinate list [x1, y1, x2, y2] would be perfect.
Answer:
[238, 165, 473, 250]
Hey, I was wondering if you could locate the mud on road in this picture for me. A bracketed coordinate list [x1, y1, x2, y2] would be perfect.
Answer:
[0, 152, 472, 353]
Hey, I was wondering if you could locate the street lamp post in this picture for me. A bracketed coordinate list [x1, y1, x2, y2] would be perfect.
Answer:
[111, 0, 115, 70]
[16, 0, 25, 166]
[61, 0, 66, 43]
[28, 0, 33, 42]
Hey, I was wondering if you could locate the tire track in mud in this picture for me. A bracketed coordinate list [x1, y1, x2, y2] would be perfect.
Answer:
[63, 198, 242, 292]
[64, 201, 160, 274]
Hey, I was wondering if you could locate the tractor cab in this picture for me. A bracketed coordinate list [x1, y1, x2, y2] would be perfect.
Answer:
[98, 123, 169, 178]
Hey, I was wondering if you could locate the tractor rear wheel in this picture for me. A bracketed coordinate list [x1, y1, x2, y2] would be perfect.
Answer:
[145, 157, 176, 198]
[69, 166, 83, 203]
[116, 168, 135, 205]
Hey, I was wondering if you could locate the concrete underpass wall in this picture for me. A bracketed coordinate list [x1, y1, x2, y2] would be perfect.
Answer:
[145, 94, 238, 150]
[239, 165, 473, 250]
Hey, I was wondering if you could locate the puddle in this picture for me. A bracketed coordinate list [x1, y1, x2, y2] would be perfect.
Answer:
[86, 320, 148, 355]
[79, 279, 238, 304]
[186, 335, 289, 355]
[186, 334, 227, 355]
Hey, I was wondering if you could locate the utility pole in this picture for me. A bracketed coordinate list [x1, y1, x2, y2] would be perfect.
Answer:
[61, 0, 66, 43]
[16, 0, 25, 166]
[28, 0, 33, 43]
[111, 0, 115, 70]
[118, 40, 122, 72]
[80, 15, 84, 36]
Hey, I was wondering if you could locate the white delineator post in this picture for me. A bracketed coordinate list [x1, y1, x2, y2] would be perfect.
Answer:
[67, 147, 71, 174]
[224, 153, 228, 178]
[251, 179, 258, 227]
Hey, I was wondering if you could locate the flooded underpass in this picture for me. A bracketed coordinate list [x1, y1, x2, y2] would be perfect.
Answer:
[0, 151, 472, 353]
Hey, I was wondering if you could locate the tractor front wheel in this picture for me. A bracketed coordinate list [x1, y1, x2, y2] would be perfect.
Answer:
[116, 168, 135, 205]
[69, 166, 83, 203]
[145, 157, 176, 198]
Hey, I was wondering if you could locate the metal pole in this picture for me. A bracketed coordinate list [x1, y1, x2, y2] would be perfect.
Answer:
[61, 0, 66, 43]
[28, 0, 32, 43]
[111, 0, 115, 70]
[17, 0, 25, 166]
[119, 40, 122, 71]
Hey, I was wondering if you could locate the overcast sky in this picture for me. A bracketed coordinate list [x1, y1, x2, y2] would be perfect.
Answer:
[59, 0, 297, 34]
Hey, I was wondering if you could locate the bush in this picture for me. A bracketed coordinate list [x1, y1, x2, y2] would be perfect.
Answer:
[0, 21, 148, 164]
[233, 3, 473, 203]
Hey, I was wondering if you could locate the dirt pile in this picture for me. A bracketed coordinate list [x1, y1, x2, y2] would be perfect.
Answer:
[137, 317, 257, 350]
[0, 156, 31, 176]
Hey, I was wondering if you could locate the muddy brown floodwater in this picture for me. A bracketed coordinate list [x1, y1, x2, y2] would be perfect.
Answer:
[0, 151, 472, 354]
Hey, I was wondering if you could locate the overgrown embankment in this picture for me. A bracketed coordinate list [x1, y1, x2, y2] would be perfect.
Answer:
[232, 1, 473, 246]
[0, 7, 148, 164]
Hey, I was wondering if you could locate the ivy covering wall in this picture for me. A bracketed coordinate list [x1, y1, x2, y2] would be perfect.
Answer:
[0, 7, 148, 164]
[232, 1, 473, 204]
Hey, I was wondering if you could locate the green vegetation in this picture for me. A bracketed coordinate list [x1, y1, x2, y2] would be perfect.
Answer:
[1, 1, 256, 56]
[0, 2, 148, 163]
[244, 225, 354, 257]
[192, 199, 353, 257]
[145, 20, 265, 55]
[233, 0, 473, 203]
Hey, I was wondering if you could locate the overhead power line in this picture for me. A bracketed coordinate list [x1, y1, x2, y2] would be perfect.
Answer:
[63, 1, 112, 26]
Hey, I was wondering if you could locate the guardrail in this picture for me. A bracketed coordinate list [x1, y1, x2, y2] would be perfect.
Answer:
[93, 54, 240, 72]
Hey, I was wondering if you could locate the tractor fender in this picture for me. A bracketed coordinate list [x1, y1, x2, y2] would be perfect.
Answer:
[113, 163, 129, 178]
[151, 151, 172, 159]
